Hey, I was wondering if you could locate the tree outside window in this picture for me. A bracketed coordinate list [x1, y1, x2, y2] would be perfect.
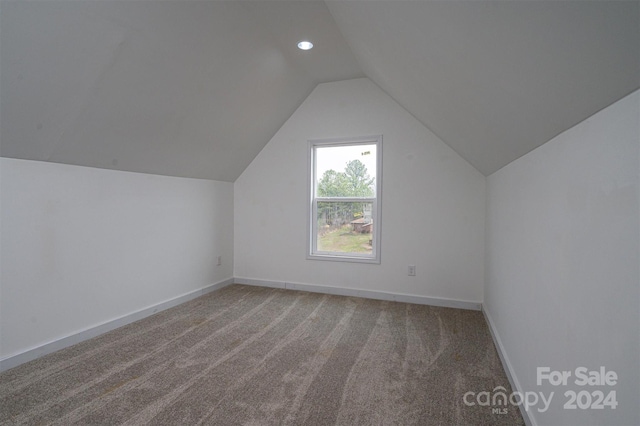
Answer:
[308, 136, 382, 263]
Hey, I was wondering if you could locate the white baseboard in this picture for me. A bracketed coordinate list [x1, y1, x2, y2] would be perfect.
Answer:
[1, 277, 481, 372]
[234, 277, 482, 311]
[482, 306, 536, 426]
[0, 278, 234, 372]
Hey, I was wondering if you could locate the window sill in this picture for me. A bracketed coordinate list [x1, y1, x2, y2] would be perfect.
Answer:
[307, 253, 381, 264]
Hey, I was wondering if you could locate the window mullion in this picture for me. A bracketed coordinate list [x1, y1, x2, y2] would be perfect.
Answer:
[308, 135, 381, 263]
[315, 197, 375, 203]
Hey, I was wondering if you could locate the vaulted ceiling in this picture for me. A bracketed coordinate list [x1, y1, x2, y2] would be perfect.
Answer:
[1, 1, 638, 181]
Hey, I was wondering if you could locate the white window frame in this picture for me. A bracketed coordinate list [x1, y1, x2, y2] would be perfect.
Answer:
[307, 135, 382, 264]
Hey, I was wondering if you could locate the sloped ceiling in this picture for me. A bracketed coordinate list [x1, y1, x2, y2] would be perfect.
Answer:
[0, 1, 362, 181]
[1, 1, 638, 180]
[327, 0, 640, 175]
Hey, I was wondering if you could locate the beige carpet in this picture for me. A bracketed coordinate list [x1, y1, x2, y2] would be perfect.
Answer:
[0, 284, 524, 425]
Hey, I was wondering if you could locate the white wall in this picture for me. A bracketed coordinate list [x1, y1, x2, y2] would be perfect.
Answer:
[485, 91, 639, 426]
[235, 78, 485, 304]
[0, 158, 233, 361]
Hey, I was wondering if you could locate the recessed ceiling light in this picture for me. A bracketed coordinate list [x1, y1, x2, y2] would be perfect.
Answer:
[297, 40, 313, 50]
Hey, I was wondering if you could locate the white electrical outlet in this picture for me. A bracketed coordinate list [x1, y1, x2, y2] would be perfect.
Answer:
[217, 256, 222, 266]
[408, 265, 416, 276]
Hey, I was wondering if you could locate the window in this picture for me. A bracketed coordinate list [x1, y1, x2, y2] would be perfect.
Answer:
[308, 135, 382, 263]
